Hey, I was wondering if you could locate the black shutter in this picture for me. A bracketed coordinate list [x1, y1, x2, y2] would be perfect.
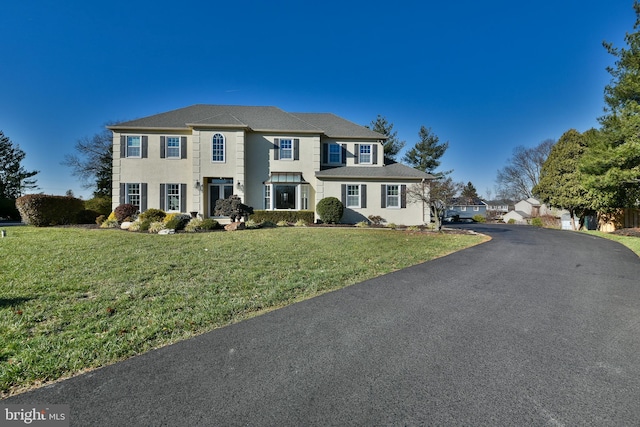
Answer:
[381, 184, 387, 208]
[142, 136, 148, 158]
[181, 136, 187, 159]
[160, 136, 166, 158]
[361, 185, 367, 208]
[119, 183, 125, 205]
[120, 136, 126, 158]
[181, 184, 187, 212]
[401, 185, 407, 208]
[141, 183, 148, 212]
[294, 139, 300, 160]
[341, 184, 347, 205]
[322, 143, 328, 164]
[274, 138, 280, 160]
[341, 144, 347, 165]
[373, 144, 378, 165]
[354, 144, 359, 164]
[160, 184, 166, 210]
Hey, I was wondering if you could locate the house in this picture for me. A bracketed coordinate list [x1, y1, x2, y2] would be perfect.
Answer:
[484, 199, 512, 219]
[446, 197, 488, 219]
[502, 197, 568, 224]
[108, 105, 435, 225]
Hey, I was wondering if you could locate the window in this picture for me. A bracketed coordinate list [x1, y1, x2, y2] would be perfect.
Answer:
[166, 137, 180, 158]
[127, 136, 141, 158]
[329, 143, 342, 164]
[359, 144, 372, 164]
[279, 139, 293, 160]
[166, 184, 181, 211]
[300, 185, 309, 210]
[212, 133, 225, 162]
[264, 185, 271, 210]
[386, 185, 400, 208]
[346, 185, 360, 208]
[461, 206, 467, 212]
[126, 183, 140, 209]
[473, 206, 480, 212]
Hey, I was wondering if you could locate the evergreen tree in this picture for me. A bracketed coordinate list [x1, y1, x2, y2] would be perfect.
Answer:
[403, 126, 449, 175]
[0, 130, 39, 199]
[460, 182, 479, 201]
[367, 115, 405, 161]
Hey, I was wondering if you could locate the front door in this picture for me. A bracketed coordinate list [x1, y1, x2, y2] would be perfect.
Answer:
[209, 179, 234, 217]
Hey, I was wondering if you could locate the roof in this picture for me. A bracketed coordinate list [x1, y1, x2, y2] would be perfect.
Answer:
[291, 113, 385, 139]
[316, 162, 435, 180]
[450, 197, 487, 207]
[108, 105, 385, 139]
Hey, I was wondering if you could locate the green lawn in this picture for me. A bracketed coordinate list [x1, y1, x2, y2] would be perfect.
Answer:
[584, 230, 640, 257]
[0, 226, 486, 396]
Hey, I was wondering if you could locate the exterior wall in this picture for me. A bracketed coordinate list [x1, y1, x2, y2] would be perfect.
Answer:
[446, 205, 487, 218]
[321, 180, 428, 225]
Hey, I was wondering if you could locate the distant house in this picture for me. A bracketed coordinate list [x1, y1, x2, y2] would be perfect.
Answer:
[503, 197, 569, 224]
[484, 199, 512, 218]
[446, 197, 487, 219]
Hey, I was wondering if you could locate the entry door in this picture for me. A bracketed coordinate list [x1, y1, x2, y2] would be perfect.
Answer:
[209, 182, 234, 216]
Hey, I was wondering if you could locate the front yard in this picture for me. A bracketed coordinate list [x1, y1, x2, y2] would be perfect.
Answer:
[0, 226, 486, 396]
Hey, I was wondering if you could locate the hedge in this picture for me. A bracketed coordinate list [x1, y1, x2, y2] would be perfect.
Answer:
[16, 195, 85, 226]
[0, 197, 20, 220]
[250, 210, 315, 224]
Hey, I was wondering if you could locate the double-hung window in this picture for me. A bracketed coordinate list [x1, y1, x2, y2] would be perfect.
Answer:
[127, 136, 141, 158]
[166, 137, 180, 158]
[126, 183, 141, 208]
[329, 143, 342, 164]
[279, 139, 293, 160]
[346, 185, 360, 208]
[359, 144, 372, 164]
[166, 184, 181, 211]
[212, 133, 225, 162]
[386, 185, 400, 208]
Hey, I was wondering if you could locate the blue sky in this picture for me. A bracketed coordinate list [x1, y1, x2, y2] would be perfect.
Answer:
[0, 1, 634, 199]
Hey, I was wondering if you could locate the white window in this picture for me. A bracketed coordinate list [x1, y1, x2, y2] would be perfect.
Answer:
[346, 185, 360, 208]
[127, 136, 141, 158]
[166, 184, 181, 211]
[300, 185, 309, 210]
[126, 183, 140, 208]
[212, 133, 225, 162]
[279, 139, 293, 160]
[329, 143, 342, 164]
[461, 206, 467, 211]
[474, 206, 480, 211]
[264, 185, 271, 210]
[359, 144, 372, 164]
[386, 185, 400, 208]
[166, 137, 180, 158]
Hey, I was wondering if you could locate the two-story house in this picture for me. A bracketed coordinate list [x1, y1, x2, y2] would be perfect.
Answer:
[109, 104, 434, 225]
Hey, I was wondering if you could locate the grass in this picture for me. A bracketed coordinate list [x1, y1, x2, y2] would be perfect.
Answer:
[0, 226, 486, 396]
[583, 230, 640, 257]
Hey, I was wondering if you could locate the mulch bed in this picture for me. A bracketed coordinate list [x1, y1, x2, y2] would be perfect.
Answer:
[610, 227, 640, 238]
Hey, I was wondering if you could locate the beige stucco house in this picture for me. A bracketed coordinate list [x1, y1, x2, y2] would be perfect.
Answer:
[109, 105, 434, 225]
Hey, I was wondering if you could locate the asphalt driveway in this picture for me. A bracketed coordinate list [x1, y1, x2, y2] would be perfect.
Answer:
[4, 224, 640, 425]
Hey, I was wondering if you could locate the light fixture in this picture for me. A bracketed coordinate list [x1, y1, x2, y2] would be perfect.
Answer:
[236, 181, 242, 188]
[194, 180, 202, 191]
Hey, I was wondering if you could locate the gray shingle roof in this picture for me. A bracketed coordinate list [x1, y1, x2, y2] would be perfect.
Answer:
[291, 113, 386, 139]
[108, 105, 383, 139]
[316, 162, 435, 180]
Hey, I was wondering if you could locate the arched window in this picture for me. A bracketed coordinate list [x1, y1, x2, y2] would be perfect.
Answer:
[212, 133, 225, 162]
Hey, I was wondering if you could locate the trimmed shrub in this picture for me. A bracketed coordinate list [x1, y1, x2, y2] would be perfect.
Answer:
[16, 195, 84, 226]
[200, 218, 220, 230]
[114, 204, 138, 222]
[316, 197, 344, 224]
[249, 210, 314, 224]
[84, 197, 112, 216]
[164, 213, 191, 231]
[214, 195, 253, 222]
[139, 208, 166, 223]
[531, 217, 543, 227]
[472, 214, 486, 223]
[76, 209, 101, 224]
[0, 197, 20, 220]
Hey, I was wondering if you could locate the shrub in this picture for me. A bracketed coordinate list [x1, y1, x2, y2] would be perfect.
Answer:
[531, 217, 543, 227]
[367, 215, 385, 226]
[250, 210, 314, 224]
[139, 208, 166, 223]
[245, 219, 262, 229]
[387, 223, 397, 229]
[200, 218, 220, 230]
[184, 218, 202, 232]
[100, 219, 119, 229]
[95, 215, 107, 225]
[277, 220, 290, 227]
[114, 204, 138, 222]
[76, 209, 101, 224]
[355, 221, 370, 228]
[148, 221, 167, 233]
[316, 197, 344, 224]
[472, 214, 486, 223]
[84, 197, 112, 216]
[0, 197, 20, 220]
[16, 195, 84, 226]
[294, 219, 308, 227]
[508, 218, 516, 224]
[164, 213, 191, 231]
[214, 195, 253, 222]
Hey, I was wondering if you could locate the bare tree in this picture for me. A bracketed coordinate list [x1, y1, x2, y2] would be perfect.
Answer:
[407, 177, 461, 231]
[495, 139, 554, 200]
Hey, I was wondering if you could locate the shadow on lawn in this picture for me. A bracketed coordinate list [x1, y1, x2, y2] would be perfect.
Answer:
[0, 297, 32, 308]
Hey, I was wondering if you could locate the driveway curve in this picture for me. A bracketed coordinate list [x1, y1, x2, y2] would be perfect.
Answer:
[4, 224, 640, 425]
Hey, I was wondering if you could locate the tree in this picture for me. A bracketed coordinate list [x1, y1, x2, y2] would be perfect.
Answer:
[580, 2, 640, 211]
[62, 126, 113, 198]
[0, 130, 39, 199]
[534, 129, 590, 229]
[367, 115, 405, 161]
[407, 177, 461, 231]
[403, 126, 449, 175]
[460, 182, 479, 201]
[495, 139, 554, 200]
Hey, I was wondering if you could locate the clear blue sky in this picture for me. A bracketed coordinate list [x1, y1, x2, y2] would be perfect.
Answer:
[0, 1, 634, 199]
